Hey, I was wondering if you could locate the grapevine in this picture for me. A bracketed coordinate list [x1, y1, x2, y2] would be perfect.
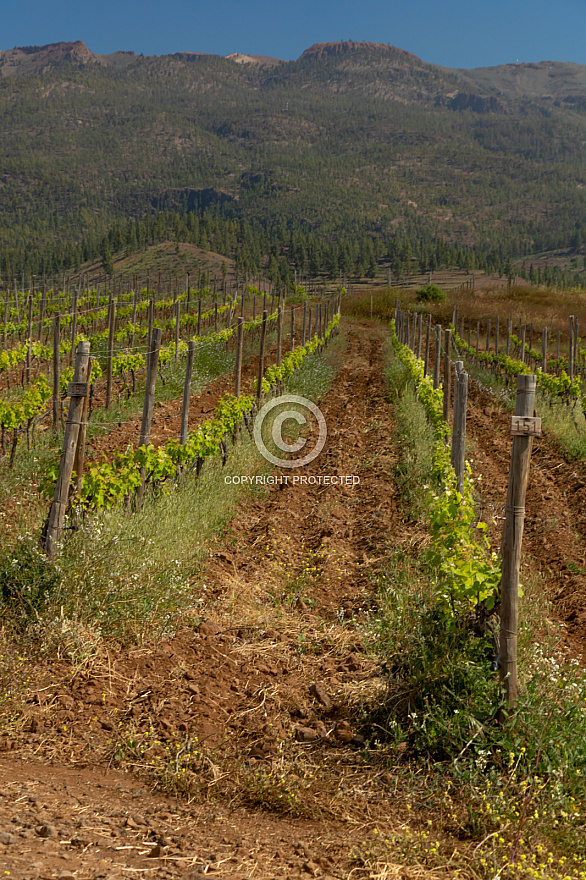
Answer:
[391, 320, 500, 614]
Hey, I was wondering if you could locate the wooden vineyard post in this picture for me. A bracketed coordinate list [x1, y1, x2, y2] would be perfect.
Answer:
[290, 306, 295, 352]
[25, 294, 33, 385]
[74, 360, 91, 497]
[451, 361, 468, 494]
[556, 331, 561, 374]
[45, 341, 91, 558]
[433, 324, 441, 390]
[3, 290, 8, 353]
[424, 314, 431, 377]
[52, 313, 60, 434]
[486, 318, 491, 353]
[443, 328, 452, 424]
[197, 297, 202, 336]
[147, 296, 154, 351]
[130, 287, 138, 349]
[307, 308, 312, 343]
[569, 316, 575, 382]
[139, 328, 162, 448]
[38, 281, 46, 342]
[416, 312, 422, 359]
[495, 317, 499, 357]
[500, 374, 539, 709]
[253, 295, 256, 322]
[214, 301, 218, 333]
[520, 326, 526, 365]
[136, 327, 162, 507]
[180, 340, 196, 445]
[106, 298, 115, 410]
[13, 278, 19, 323]
[175, 300, 180, 357]
[506, 318, 511, 357]
[234, 317, 244, 398]
[276, 305, 282, 368]
[256, 310, 268, 405]
[476, 321, 480, 361]
[69, 285, 78, 366]
[302, 302, 307, 346]
[542, 328, 547, 373]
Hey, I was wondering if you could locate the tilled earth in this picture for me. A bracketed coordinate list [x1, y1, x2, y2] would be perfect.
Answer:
[464, 378, 586, 652]
[0, 323, 407, 880]
[1, 320, 586, 879]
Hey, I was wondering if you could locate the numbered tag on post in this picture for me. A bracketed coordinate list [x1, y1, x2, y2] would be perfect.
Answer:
[510, 416, 541, 437]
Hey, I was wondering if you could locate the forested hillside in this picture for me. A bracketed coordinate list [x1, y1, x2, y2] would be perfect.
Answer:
[1, 39, 586, 281]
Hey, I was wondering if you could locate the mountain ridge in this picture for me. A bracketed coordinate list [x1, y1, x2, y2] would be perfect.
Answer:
[1, 37, 586, 279]
[2, 38, 586, 102]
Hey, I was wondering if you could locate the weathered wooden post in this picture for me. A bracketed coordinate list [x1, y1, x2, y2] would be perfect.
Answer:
[569, 316, 575, 381]
[139, 328, 162, 448]
[105, 298, 115, 410]
[424, 314, 431, 377]
[302, 302, 307, 346]
[451, 362, 468, 494]
[38, 280, 46, 342]
[290, 306, 295, 352]
[69, 284, 78, 366]
[52, 313, 61, 434]
[234, 317, 244, 398]
[256, 310, 268, 404]
[500, 374, 540, 708]
[73, 360, 91, 497]
[433, 324, 441, 390]
[416, 312, 423, 359]
[45, 341, 91, 557]
[276, 305, 282, 368]
[147, 296, 154, 351]
[175, 300, 180, 357]
[3, 289, 9, 353]
[443, 328, 452, 424]
[542, 327, 547, 374]
[25, 294, 33, 385]
[180, 340, 196, 445]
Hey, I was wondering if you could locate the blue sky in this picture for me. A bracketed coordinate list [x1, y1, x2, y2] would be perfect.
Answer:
[1, 0, 584, 69]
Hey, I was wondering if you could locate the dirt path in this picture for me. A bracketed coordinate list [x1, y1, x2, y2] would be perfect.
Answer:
[0, 321, 413, 880]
